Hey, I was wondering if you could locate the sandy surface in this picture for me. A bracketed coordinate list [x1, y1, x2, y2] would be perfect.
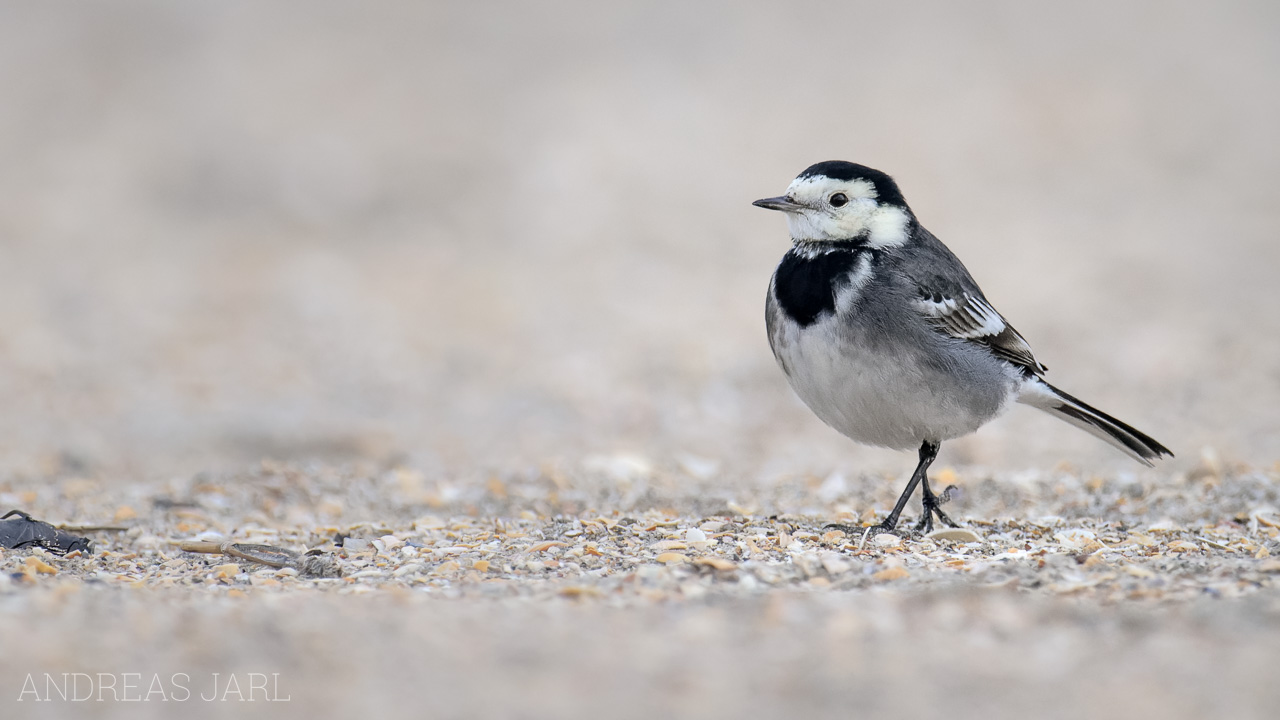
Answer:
[2, 2, 1280, 718]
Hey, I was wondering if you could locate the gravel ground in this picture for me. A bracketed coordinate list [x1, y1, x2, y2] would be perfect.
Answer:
[4, 462, 1280, 719]
[3, 2, 1280, 719]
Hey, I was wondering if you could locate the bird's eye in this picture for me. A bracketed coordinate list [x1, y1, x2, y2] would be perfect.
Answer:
[829, 193, 848, 207]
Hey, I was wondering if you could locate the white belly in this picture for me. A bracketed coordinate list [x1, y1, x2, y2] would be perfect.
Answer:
[772, 314, 1017, 450]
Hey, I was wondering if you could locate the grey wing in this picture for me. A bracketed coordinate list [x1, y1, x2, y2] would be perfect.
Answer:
[915, 289, 1046, 375]
[900, 226, 1047, 376]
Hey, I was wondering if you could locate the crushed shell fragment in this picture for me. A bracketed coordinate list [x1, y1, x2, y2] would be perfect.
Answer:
[926, 528, 982, 543]
[872, 566, 909, 581]
[23, 557, 57, 575]
[693, 557, 736, 571]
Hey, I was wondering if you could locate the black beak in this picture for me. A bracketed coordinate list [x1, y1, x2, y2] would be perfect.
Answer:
[752, 196, 805, 212]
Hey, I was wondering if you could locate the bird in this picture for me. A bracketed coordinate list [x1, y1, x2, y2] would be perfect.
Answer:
[754, 161, 1172, 537]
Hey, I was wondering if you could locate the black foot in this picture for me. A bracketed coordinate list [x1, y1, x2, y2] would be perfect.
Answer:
[913, 484, 960, 534]
[825, 521, 906, 549]
[823, 523, 863, 536]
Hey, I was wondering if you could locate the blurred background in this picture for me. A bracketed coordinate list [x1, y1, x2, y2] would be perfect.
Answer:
[1, 0, 1278, 487]
[3, 5, 1280, 720]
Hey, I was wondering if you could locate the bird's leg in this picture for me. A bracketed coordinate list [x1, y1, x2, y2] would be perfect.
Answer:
[914, 450, 959, 534]
[827, 441, 939, 545]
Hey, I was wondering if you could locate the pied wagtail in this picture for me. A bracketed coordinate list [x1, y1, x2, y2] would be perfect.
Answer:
[754, 161, 1172, 536]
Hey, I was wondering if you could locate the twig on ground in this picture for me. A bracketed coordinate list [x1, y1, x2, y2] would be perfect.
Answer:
[177, 540, 342, 578]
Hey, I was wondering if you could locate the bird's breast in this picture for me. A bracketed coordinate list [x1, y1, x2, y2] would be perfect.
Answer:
[766, 253, 1019, 449]
[771, 247, 874, 327]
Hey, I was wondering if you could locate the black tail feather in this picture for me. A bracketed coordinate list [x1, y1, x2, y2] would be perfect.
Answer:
[1026, 381, 1173, 466]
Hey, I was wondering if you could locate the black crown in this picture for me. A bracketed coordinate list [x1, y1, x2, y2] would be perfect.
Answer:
[798, 161, 907, 208]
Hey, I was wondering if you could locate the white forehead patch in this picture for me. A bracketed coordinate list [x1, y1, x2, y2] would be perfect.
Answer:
[786, 175, 877, 204]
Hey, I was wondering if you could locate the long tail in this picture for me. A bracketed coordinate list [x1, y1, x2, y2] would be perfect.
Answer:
[1018, 378, 1173, 466]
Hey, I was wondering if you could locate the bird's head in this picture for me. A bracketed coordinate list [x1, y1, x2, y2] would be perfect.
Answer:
[753, 161, 913, 247]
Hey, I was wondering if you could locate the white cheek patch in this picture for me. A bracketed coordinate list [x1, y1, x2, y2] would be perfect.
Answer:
[791, 204, 904, 243]
[781, 176, 910, 244]
[785, 211, 826, 241]
[863, 205, 911, 248]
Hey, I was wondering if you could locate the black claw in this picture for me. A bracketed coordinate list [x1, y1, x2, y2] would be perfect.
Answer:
[913, 513, 934, 535]
[937, 484, 959, 505]
[858, 522, 908, 548]
[826, 521, 906, 548]
[916, 490, 960, 534]
[934, 507, 959, 528]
